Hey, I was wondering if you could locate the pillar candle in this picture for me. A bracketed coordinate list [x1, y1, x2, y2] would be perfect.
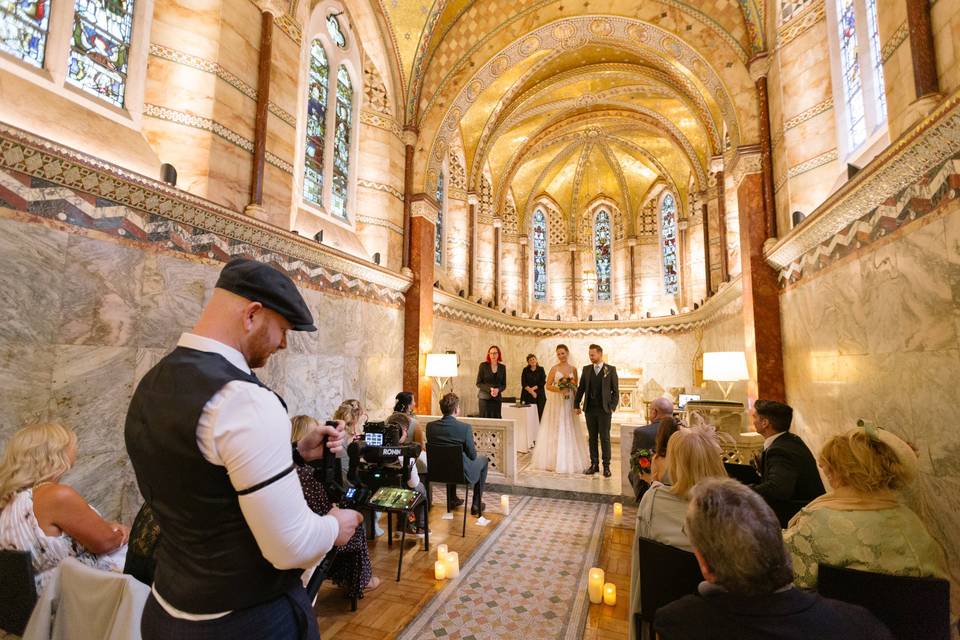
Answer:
[437, 544, 448, 562]
[434, 560, 446, 580]
[613, 502, 623, 525]
[444, 551, 460, 578]
[603, 582, 616, 606]
[501, 495, 510, 515]
[588, 568, 604, 604]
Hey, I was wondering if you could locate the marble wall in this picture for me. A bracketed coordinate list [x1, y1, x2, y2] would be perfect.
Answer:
[0, 213, 404, 524]
[780, 201, 960, 586]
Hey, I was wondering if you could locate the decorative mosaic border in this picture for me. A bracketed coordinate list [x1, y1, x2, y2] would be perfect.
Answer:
[0, 124, 411, 304]
[881, 22, 909, 65]
[355, 214, 403, 235]
[149, 44, 297, 128]
[359, 110, 403, 139]
[142, 104, 294, 175]
[767, 90, 960, 272]
[779, 155, 960, 284]
[783, 97, 833, 132]
[776, 0, 825, 49]
[787, 148, 838, 179]
[357, 178, 403, 202]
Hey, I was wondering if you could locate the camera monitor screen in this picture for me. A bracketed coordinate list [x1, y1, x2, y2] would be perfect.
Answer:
[678, 393, 700, 409]
[368, 487, 420, 511]
[364, 432, 384, 446]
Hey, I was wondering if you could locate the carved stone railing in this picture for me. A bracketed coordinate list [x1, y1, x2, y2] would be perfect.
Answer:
[417, 416, 518, 482]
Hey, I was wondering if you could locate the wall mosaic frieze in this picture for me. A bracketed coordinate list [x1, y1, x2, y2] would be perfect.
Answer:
[355, 215, 403, 235]
[880, 22, 909, 65]
[776, 0, 825, 49]
[787, 148, 838, 179]
[148, 44, 297, 128]
[432, 278, 742, 338]
[142, 104, 294, 174]
[357, 178, 404, 202]
[0, 124, 411, 304]
[767, 90, 960, 277]
[783, 98, 834, 132]
[359, 110, 403, 139]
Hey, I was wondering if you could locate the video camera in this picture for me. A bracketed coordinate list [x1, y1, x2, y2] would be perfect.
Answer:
[346, 420, 422, 492]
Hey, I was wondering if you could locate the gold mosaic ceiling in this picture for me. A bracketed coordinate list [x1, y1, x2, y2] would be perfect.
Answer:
[376, 0, 767, 230]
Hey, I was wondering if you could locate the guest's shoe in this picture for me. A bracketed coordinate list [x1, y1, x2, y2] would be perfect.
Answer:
[448, 496, 465, 510]
[470, 502, 486, 516]
[602, 466, 612, 478]
[583, 464, 599, 475]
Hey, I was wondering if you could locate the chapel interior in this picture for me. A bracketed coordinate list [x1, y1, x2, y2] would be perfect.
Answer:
[1, 0, 959, 637]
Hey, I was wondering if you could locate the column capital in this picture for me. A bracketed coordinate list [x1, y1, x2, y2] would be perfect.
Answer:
[518, 235, 528, 245]
[709, 155, 725, 174]
[748, 53, 771, 82]
[255, 0, 286, 16]
[728, 145, 762, 188]
[402, 127, 419, 147]
[627, 237, 638, 247]
[410, 193, 439, 224]
[492, 218, 502, 229]
[467, 192, 479, 206]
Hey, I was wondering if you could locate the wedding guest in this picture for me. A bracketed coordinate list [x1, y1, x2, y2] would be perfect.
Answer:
[0, 422, 129, 592]
[654, 478, 892, 640]
[784, 423, 953, 602]
[394, 391, 427, 447]
[333, 399, 366, 486]
[629, 397, 674, 500]
[383, 412, 429, 534]
[750, 399, 825, 527]
[520, 354, 547, 421]
[650, 416, 681, 484]
[630, 425, 727, 639]
[476, 345, 507, 419]
[290, 415, 380, 598]
[427, 393, 489, 516]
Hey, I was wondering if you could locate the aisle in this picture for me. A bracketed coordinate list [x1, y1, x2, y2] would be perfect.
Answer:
[398, 495, 606, 640]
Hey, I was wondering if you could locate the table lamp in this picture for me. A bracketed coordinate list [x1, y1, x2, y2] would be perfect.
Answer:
[702, 351, 748, 400]
[426, 353, 458, 395]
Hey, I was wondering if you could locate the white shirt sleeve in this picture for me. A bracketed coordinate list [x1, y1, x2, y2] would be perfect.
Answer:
[407, 458, 420, 488]
[197, 381, 339, 570]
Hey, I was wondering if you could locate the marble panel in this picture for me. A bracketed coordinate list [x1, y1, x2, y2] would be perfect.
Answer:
[361, 355, 404, 419]
[278, 353, 320, 421]
[316, 356, 348, 422]
[0, 217, 67, 344]
[139, 254, 219, 349]
[0, 341, 56, 438]
[134, 347, 167, 388]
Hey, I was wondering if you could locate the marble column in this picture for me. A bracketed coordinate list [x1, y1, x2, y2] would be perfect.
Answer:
[569, 247, 578, 319]
[401, 128, 417, 269]
[493, 219, 502, 308]
[701, 202, 713, 297]
[713, 156, 730, 283]
[628, 237, 638, 316]
[403, 195, 438, 414]
[519, 235, 528, 314]
[750, 55, 778, 240]
[735, 163, 785, 402]
[246, 7, 275, 212]
[467, 193, 477, 297]
[906, 0, 939, 99]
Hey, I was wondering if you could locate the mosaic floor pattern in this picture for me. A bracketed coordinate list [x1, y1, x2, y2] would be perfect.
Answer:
[398, 495, 607, 640]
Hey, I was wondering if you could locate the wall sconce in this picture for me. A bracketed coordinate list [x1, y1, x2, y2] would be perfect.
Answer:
[702, 352, 748, 400]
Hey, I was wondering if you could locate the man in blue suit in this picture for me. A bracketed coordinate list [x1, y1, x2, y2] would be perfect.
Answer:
[426, 393, 489, 516]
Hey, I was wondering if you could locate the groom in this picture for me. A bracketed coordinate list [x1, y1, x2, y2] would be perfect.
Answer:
[574, 344, 619, 477]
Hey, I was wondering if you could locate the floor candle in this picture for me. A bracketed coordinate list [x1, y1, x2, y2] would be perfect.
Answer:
[603, 582, 616, 606]
[437, 543, 448, 562]
[434, 560, 446, 580]
[613, 502, 623, 525]
[588, 568, 604, 604]
[501, 494, 510, 515]
[444, 551, 460, 578]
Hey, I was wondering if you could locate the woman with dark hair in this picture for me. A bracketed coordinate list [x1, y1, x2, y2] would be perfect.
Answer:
[393, 391, 415, 415]
[650, 415, 681, 484]
[476, 345, 507, 418]
[521, 354, 547, 421]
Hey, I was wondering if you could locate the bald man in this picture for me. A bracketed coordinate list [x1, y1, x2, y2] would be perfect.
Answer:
[628, 397, 674, 500]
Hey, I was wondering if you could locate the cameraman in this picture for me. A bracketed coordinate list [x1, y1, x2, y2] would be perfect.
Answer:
[125, 259, 362, 640]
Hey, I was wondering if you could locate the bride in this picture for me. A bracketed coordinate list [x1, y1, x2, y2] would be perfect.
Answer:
[530, 344, 591, 473]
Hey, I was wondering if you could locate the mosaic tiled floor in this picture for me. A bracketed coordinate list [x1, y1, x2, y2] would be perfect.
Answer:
[398, 495, 607, 640]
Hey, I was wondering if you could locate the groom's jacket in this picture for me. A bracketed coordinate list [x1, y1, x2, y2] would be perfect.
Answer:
[575, 363, 619, 414]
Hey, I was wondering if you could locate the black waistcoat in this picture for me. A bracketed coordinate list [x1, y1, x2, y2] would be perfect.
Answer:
[124, 347, 301, 613]
[587, 366, 604, 409]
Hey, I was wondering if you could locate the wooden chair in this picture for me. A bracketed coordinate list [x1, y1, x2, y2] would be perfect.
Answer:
[425, 443, 471, 537]
[817, 564, 952, 640]
[634, 537, 703, 640]
[0, 549, 37, 635]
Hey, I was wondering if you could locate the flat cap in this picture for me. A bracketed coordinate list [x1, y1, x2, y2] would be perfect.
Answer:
[215, 258, 316, 332]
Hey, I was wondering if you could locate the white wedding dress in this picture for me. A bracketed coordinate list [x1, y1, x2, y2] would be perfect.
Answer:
[530, 370, 591, 473]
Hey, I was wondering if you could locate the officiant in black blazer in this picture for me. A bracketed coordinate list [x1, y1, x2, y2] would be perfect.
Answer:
[574, 344, 619, 477]
[520, 354, 547, 421]
[476, 345, 507, 419]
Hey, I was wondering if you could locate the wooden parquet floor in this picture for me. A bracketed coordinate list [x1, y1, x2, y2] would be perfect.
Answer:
[582, 505, 636, 640]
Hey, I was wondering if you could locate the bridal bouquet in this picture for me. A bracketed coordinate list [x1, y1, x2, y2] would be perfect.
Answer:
[556, 376, 577, 399]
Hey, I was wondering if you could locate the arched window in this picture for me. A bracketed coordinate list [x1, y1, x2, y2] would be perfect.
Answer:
[66, 0, 138, 107]
[434, 171, 444, 265]
[661, 193, 679, 295]
[830, 0, 886, 157]
[303, 41, 328, 208]
[1, 0, 51, 66]
[330, 64, 352, 219]
[594, 209, 612, 302]
[532, 207, 547, 301]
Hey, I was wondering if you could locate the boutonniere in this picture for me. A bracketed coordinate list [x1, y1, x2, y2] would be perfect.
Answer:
[601, 365, 608, 378]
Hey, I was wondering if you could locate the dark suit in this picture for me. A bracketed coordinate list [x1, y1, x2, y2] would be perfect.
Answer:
[520, 365, 547, 420]
[627, 418, 660, 500]
[753, 431, 825, 527]
[426, 415, 489, 510]
[574, 363, 619, 466]
[654, 586, 893, 640]
[476, 362, 507, 418]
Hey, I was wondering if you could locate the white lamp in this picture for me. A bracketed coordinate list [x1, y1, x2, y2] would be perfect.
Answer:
[702, 351, 748, 400]
[426, 353, 459, 395]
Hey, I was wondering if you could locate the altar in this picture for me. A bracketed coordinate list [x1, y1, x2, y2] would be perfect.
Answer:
[501, 404, 539, 452]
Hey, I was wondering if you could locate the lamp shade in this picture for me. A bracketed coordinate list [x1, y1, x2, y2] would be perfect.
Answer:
[425, 353, 459, 378]
[702, 351, 748, 382]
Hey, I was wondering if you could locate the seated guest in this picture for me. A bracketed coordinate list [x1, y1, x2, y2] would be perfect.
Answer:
[784, 423, 951, 591]
[333, 399, 366, 486]
[291, 416, 381, 598]
[382, 412, 429, 534]
[426, 393, 489, 516]
[629, 397, 674, 500]
[750, 399, 825, 527]
[654, 477, 893, 640]
[630, 425, 727, 640]
[650, 416, 681, 484]
[0, 423, 129, 592]
[394, 391, 427, 449]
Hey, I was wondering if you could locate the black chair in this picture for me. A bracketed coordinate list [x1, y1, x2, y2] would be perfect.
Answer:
[0, 549, 38, 635]
[724, 462, 760, 485]
[425, 443, 471, 537]
[634, 537, 703, 640]
[817, 564, 951, 640]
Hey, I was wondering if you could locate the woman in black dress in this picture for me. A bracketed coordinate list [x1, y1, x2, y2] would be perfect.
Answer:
[476, 345, 507, 418]
[520, 353, 547, 421]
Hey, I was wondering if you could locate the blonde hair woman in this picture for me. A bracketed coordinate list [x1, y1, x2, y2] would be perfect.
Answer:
[332, 400, 366, 438]
[0, 423, 128, 591]
[629, 424, 727, 640]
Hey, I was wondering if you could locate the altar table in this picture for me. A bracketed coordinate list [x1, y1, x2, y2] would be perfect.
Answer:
[501, 404, 539, 452]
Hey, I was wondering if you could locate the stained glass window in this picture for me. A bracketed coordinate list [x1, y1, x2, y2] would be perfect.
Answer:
[661, 193, 679, 295]
[434, 171, 444, 265]
[1, 0, 50, 67]
[66, 0, 136, 107]
[303, 40, 328, 208]
[865, 0, 886, 122]
[532, 207, 547, 301]
[330, 65, 352, 219]
[836, 0, 866, 148]
[594, 209, 611, 302]
[326, 13, 346, 49]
